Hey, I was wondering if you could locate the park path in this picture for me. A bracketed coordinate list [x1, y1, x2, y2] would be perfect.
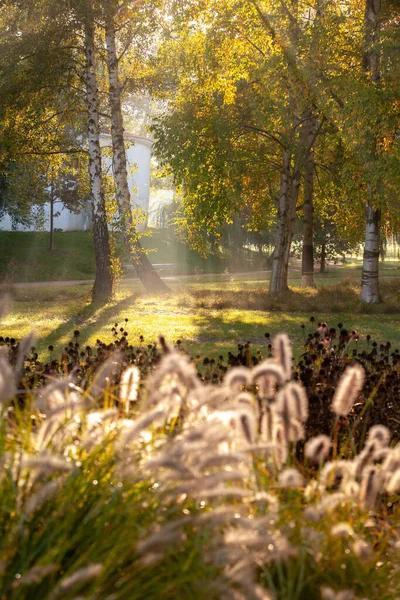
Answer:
[4, 263, 400, 289]
[4, 270, 271, 289]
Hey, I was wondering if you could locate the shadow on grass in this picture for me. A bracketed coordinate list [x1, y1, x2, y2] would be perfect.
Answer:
[188, 278, 400, 314]
[43, 292, 140, 351]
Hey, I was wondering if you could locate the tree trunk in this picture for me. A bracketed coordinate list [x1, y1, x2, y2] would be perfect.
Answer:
[361, 203, 381, 302]
[269, 143, 302, 294]
[85, 20, 114, 302]
[320, 240, 326, 273]
[361, 0, 381, 303]
[49, 188, 55, 252]
[270, 149, 292, 294]
[301, 122, 316, 288]
[104, 10, 169, 293]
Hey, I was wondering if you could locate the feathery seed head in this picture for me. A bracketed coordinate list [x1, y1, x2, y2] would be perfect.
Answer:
[224, 367, 251, 393]
[331, 364, 365, 416]
[366, 424, 390, 447]
[304, 435, 331, 464]
[275, 382, 308, 422]
[385, 470, 400, 494]
[252, 360, 285, 398]
[278, 468, 303, 488]
[0, 352, 16, 404]
[331, 523, 355, 539]
[49, 564, 103, 600]
[351, 538, 371, 560]
[119, 366, 140, 414]
[272, 334, 292, 381]
[12, 564, 59, 589]
[360, 465, 382, 509]
[320, 461, 352, 492]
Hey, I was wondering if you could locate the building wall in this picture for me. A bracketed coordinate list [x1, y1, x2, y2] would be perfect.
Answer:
[100, 133, 152, 214]
[0, 133, 152, 232]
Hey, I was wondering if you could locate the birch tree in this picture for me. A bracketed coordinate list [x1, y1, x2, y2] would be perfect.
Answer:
[84, 15, 114, 301]
[103, 0, 169, 293]
[360, 0, 382, 303]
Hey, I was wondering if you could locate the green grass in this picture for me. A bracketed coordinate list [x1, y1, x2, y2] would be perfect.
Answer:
[0, 230, 230, 283]
[0, 231, 96, 282]
[2, 275, 400, 360]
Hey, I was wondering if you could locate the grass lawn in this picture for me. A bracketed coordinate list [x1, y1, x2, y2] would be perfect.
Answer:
[0, 230, 230, 282]
[2, 272, 400, 360]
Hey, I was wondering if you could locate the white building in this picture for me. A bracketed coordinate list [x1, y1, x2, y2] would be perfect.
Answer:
[0, 133, 152, 231]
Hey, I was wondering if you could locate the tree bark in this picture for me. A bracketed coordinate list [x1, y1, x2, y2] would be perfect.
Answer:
[49, 187, 55, 252]
[104, 9, 169, 293]
[320, 240, 326, 273]
[85, 20, 114, 302]
[361, 203, 381, 302]
[270, 149, 292, 294]
[301, 119, 317, 288]
[269, 131, 307, 294]
[361, 0, 381, 303]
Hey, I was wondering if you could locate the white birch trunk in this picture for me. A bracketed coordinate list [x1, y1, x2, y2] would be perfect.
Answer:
[361, 202, 381, 302]
[104, 10, 169, 293]
[85, 21, 114, 301]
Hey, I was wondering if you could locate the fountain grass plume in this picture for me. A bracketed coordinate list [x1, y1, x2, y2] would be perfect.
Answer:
[272, 333, 292, 381]
[331, 364, 365, 417]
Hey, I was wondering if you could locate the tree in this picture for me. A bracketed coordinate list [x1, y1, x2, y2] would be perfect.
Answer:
[84, 10, 115, 300]
[153, 0, 327, 293]
[103, 0, 169, 292]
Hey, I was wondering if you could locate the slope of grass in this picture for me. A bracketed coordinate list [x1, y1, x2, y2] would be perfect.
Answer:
[0, 230, 229, 283]
[0, 231, 96, 282]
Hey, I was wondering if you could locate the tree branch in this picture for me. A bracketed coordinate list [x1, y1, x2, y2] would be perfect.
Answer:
[243, 124, 285, 148]
[18, 149, 87, 156]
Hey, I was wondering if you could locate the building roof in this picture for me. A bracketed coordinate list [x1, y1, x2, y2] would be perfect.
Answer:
[100, 131, 152, 149]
